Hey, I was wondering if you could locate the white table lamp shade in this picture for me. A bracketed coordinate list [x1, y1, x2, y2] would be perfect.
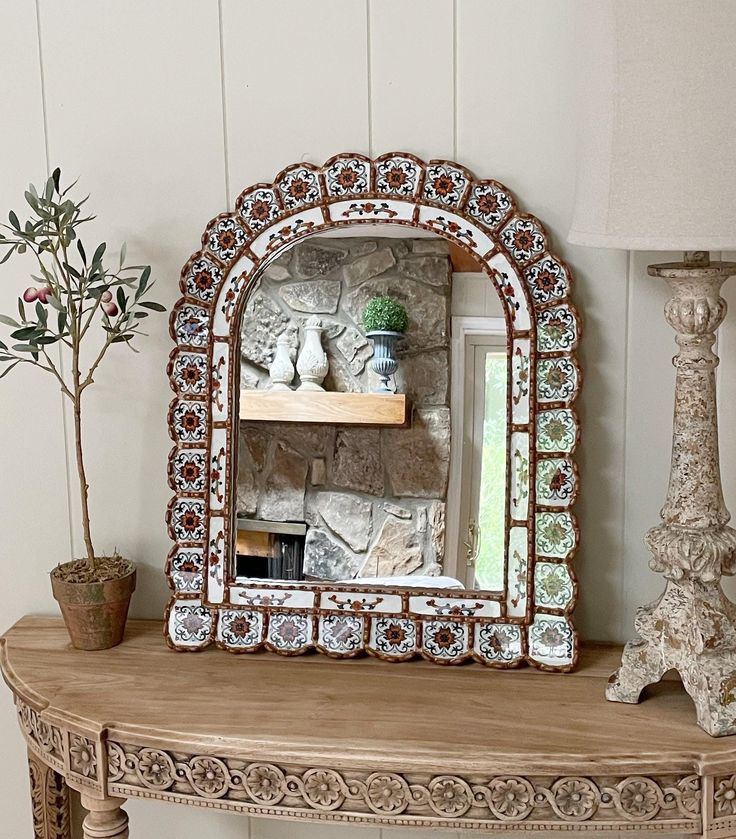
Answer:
[568, 0, 736, 251]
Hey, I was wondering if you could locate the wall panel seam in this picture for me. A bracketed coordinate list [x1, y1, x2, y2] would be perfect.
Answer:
[453, 0, 459, 159]
[621, 248, 633, 641]
[218, 0, 231, 208]
[366, 0, 373, 157]
[34, 0, 75, 562]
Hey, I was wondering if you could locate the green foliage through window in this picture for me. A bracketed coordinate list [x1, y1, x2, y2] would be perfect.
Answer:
[474, 351, 507, 590]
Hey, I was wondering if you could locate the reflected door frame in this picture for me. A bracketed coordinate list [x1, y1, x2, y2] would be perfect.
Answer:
[446, 316, 507, 586]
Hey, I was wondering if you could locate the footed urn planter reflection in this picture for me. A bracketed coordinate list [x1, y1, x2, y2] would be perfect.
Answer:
[367, 330, 402, 393]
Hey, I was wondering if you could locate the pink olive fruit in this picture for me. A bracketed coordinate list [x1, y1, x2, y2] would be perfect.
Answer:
[36, 286, 53, 304]
[102, 301, 119, 317]
[100, 290, 113, 303]
[22, 287, 38, 303]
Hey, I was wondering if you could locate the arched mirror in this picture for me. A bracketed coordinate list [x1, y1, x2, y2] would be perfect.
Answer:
[165, 153, 580, 670]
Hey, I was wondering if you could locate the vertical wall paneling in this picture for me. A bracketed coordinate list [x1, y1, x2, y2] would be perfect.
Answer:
[620, 251, 678, 636]
[0, 3, 68, 604]
[0, 6, 69, 839]
[222, 0, 370, 194]
[368, 0, 455, 158]
[37, 0, 227, 614]
[1, 2, 728, 835]
[456, 0, 576, 221]
[457, 0, 631, 640]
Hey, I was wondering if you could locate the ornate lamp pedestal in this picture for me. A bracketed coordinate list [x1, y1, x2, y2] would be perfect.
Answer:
[607, 254, 736, 737]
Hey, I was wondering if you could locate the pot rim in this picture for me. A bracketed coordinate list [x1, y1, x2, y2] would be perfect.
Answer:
[50, 560, 136, 588]
[365, 329, 405, 338]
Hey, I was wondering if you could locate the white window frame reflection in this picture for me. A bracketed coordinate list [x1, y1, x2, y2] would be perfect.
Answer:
[447, 316, 507, 589]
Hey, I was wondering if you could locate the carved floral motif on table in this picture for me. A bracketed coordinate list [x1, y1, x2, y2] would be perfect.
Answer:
[11, 696, 715, 835]
[106, 741, 700, 831]
[164, 152, 581, 670]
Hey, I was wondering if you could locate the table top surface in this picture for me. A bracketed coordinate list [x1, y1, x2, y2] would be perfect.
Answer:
[2, 616, 734, 777]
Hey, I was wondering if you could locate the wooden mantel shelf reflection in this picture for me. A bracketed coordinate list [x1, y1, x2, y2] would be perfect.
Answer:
[239, 390, 409, 426]
[3, 616, 736, 837]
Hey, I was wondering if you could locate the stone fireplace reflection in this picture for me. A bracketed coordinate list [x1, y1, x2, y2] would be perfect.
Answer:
[237, 236, 451, 583]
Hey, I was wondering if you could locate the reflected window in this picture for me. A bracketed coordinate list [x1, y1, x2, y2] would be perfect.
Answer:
[457, 333, 507, 591]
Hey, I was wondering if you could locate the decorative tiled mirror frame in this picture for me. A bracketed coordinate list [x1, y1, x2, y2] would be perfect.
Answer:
[164, 152, 581, 671]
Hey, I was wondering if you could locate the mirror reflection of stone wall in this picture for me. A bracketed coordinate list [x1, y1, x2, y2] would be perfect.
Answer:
[237, 237, 451, 581]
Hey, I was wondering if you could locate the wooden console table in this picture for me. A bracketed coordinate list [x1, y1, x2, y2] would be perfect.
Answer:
[4, 617, 736, 838]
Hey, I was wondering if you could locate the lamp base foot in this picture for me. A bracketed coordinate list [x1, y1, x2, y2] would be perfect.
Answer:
[607, 578, 736, 737]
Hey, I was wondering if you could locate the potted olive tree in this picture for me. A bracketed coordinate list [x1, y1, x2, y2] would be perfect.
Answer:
[0, 170, 165, 650]
[362, 296, 409, 393]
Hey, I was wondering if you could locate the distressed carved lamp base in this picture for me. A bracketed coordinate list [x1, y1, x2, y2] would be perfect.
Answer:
[606, 256, 736, 737]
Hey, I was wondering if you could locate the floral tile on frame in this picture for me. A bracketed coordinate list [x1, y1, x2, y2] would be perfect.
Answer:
[170, 448, 207, 494]
[236, 186, 281, 233]
[218, 609, 264, 650]
[535, 512, 577, 559]
[318, 614, 365, 657]
[169, 351, 208, 397]
[537, 304, 579, 353]
[536, 409, 578, 454]
[276, 164, 322, 211]
[374, 154, 422, 198]
[524, 255, 570, 306]
[168, 601, 213, 649]
[368, 617, 417, 660]
[466, 180, 514, 231]
[182, 255, 222, 304]
[323, 154, 371, 198]
[537, 357, 579, 405]
[528, 615, 575, 667]
[536, 457, 577, 508]
[266, 613, 313, 654]
[206, 216, 246, 263]
[474, 622, 523, 665]
[422, 161, 471, 207]
[173, 303, 209, 349]
[534, 561, 575, 610]
[169, 548, 204, 594]
[169, 400, 208, 445]
[501, 216, 546, 264]
[421, 620, 470, 663]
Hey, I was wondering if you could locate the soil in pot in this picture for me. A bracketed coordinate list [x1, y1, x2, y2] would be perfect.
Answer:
[50, 556, 136, 651]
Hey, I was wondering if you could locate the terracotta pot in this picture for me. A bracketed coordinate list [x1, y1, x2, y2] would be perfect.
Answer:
[50, 563, 136, 650]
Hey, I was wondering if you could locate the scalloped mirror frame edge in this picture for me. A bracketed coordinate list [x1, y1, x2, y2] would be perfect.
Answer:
[163, 151, 581, 671]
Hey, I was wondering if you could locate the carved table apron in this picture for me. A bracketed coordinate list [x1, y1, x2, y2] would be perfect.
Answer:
[3, 617, 736, 838]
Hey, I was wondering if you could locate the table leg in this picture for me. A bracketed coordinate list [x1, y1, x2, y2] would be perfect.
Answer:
[80, 794, 129, 839]
[28, 748, 72, 839]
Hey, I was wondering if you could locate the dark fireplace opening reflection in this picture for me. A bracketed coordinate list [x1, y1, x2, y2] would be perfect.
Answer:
[235, 519, 305, 581]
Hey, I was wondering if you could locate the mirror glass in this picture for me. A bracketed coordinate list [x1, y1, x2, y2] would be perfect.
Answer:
[234, 229, 506, 594]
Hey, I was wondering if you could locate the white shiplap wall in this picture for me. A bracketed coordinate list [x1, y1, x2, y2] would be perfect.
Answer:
[0, 1, 730, 837]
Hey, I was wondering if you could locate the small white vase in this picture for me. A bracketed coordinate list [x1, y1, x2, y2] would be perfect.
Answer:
[268, 333, 295, 391]
[296, 316, 329, 391]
